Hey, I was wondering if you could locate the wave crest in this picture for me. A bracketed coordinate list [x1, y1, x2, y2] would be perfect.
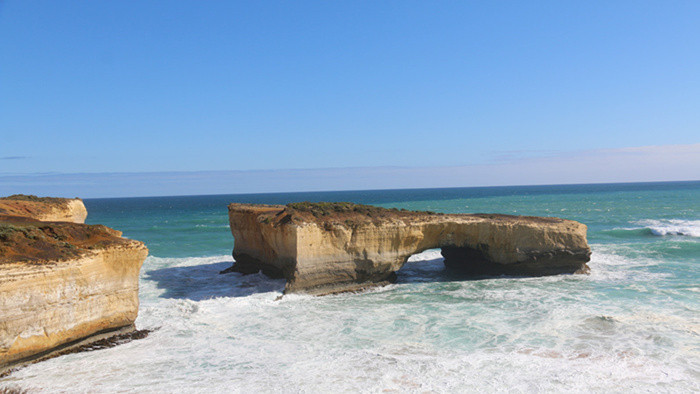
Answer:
[634, 219, 700, 237]
[606, 219, 700, 238]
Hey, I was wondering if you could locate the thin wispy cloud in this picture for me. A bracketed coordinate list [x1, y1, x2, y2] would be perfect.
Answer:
[489, 143, 700, 164]
[0, 144, 697, 198]
[0, 156, 28, 160]
[488, 149, 563, 163]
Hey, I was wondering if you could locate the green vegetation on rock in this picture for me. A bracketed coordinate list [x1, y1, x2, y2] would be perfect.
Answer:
[0, 194, 72, 203]
[285, 201, 437, 217]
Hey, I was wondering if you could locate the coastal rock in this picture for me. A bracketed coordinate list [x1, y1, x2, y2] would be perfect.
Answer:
[0, 198, 147, 373]
[226, 202, 591, 295]
[0, 195, 88, 223]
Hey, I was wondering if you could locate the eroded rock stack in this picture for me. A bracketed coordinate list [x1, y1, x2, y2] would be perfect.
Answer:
[226, 202, 591, 295]
[0, 195, 148, 373]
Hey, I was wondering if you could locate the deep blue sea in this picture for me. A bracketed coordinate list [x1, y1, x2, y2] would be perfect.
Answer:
[4, 181, 699, 392]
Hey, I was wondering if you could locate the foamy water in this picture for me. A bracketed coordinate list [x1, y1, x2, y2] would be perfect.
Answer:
[2, 184, 698, 392]
[3, 247, 698, 393]
[634, 219, 700, 237]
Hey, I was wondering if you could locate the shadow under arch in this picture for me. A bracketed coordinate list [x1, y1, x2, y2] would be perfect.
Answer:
[394, 248, 531, 286]
[146, 244, 580, 302]
[143, 253, 513, 302]
[144, 260, 285, 301]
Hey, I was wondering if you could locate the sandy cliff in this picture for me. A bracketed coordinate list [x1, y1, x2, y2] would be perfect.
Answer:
[226, 202, 591, 295]
[0, 195, 88, 223]
[0, 198, 147, 373]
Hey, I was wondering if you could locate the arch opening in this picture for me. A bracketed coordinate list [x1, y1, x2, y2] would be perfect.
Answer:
[394, 248, 494, 285]
[396, 245, 539, 285]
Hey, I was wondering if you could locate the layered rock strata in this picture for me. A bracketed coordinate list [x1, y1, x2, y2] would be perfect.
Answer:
[226, 202, 591, 295]
[0, 197, 147, 373]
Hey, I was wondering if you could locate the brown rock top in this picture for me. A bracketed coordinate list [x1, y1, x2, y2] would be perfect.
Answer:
[0, 214, 134, 264]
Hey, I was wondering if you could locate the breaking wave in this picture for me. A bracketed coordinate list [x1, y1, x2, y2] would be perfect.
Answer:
[605, 219, 700, 238]
[635, 219, 700, 237]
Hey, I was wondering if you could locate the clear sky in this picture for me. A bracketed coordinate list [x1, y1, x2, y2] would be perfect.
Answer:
[1, 1, 698, 197]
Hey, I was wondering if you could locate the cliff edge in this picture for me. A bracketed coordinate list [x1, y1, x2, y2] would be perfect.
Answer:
[0, 197, 147, 374]
[226, 202, 591, 295]
[0, 195, 88, 223]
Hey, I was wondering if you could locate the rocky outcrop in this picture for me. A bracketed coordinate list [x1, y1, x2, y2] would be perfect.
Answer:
[0, 197, 147, 374]
[226, 202, 591, 295]
[0, 195, 88, 223]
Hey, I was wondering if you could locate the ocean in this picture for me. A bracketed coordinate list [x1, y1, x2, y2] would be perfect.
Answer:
[2, 181, 698, 392]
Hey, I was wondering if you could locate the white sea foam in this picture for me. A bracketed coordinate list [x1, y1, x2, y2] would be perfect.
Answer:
[406, 248, 443, 263]
[194, 224, 230, 228]
[3, 250, 699, 393]
[585, 244, 672, 283]
[634, 219, 700, 237]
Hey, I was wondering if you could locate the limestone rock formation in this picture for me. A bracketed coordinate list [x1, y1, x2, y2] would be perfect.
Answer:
[0, 195, 88, 223]
[226, 202, 591, 295]
[0, 197, 147, 373]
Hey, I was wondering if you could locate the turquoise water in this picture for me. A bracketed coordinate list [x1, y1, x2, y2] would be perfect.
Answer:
[3, 181, 699, 392]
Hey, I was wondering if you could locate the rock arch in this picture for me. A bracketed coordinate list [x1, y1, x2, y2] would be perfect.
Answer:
[225, 203, 591, 295]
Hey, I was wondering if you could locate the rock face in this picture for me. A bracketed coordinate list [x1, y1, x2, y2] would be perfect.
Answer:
[0, 195, 88, 223]
[226, 202, 591, 295]
[0, 197, 147, 373]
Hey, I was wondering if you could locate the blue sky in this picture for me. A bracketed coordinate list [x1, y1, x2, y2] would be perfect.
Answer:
[1, 1, 698, 197]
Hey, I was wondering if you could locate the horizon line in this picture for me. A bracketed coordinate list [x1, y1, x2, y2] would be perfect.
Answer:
[78, 179, 700, 200]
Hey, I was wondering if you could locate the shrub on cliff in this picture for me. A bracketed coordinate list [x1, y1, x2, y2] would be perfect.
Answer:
[285, 201, 438, 219]
[1, 194, 72, 203]
[286, 202, 396, 217]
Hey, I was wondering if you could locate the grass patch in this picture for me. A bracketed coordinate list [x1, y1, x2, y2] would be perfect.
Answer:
[0, 223, 36, 241]
[0, 218, 128, 264]
[287, 202, 394, 217]
[1, 194, 73, 203]
[286, 202, 438, 218]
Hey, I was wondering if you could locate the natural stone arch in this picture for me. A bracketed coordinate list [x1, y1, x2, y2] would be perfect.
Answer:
[224, 203, 591, 295]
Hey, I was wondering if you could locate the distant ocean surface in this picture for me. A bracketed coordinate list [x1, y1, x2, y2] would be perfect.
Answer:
[3, 182, 699, 392]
